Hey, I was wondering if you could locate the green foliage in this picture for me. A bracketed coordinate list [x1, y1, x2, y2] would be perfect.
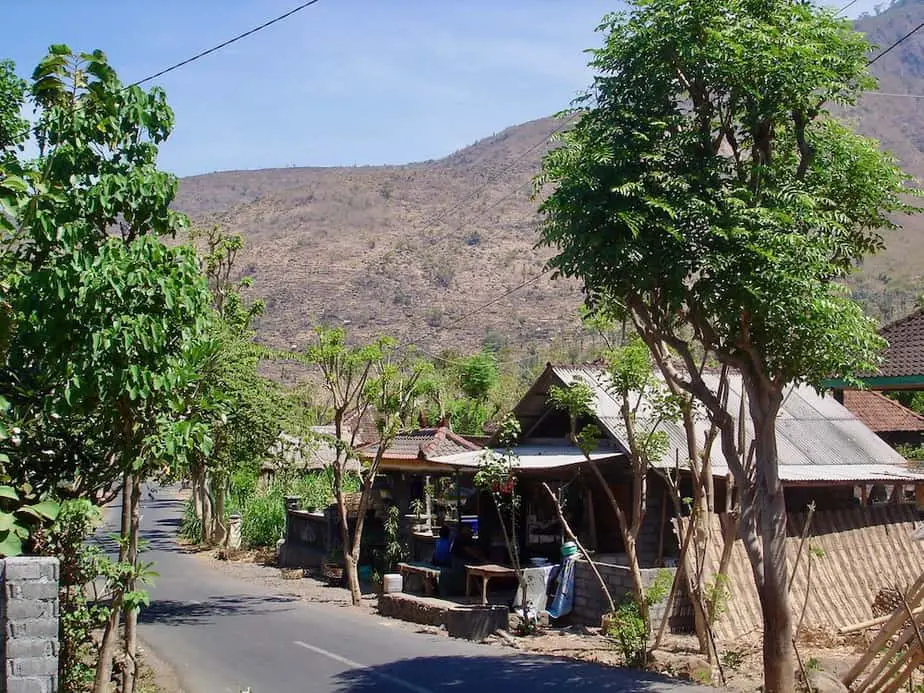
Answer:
[458, 352, 499, 401]
[179, 498, 203, 543]
[607, 599, 649, 668]
[721, 648, 744, 671]
[0, 46, 214, 502]
[0, 481, 60, 557]
[37, 500, 105, 692]
[0, 60, 26, 157]
[381, 505, 407, 573]
[230, 470, 355, 548]
[705, 573, 732, 624]
[605, 570, 672, 668]
[537, 0, 917, 393]
[241, 487, 287, 548]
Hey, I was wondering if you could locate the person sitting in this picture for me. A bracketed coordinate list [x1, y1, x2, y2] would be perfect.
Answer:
[451, 525, 487, 565]
[432, 526, 453, 567]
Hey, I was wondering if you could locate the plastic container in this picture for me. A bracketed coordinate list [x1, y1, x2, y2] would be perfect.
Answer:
[358, 565, 373, 582]
[383, 573, 403, 594]
[561, 541, 578, 558]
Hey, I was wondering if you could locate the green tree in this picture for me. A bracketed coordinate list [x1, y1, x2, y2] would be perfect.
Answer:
[549, 339, 680, 651]
[536, 3, 917, 689]
[0, 47, 214, 693]
[184, 226, 287, 546]
[305, 327, 427, 605]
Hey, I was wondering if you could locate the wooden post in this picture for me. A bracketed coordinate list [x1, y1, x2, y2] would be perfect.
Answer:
[657, 485, 668, 565]
[455, 469, 461, 524]
[424, 475, 432, 531]
[586, 486, 598, 551]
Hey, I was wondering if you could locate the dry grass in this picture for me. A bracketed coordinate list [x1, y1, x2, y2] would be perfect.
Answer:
[173, 7, 924, 354]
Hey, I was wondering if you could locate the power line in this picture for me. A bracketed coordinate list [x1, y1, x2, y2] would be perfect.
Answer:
[836, 0, 860, 15]
[861, 90, 924, 99]
[129, 0, 323, 87]
[396, 268, 553, 356]
[868, 19, 924, 65]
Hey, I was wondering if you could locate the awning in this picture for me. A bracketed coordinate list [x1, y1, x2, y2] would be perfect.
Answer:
[429, 445, 625, 473]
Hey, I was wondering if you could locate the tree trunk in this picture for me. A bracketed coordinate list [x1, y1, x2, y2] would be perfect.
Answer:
[332, 465, 362, 605]
[93, 473, 133, 693]
[199, 471, 212, 545]
[92, 593, 122, 693]
[121, 475, 142, 693]
[190, 461, 203, 519]
[750, 386, 794, 693]
[211, 472, 227, 545]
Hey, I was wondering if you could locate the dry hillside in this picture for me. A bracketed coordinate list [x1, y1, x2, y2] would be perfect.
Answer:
[175, 117, 585, 355]
[174, 0, 924, 353]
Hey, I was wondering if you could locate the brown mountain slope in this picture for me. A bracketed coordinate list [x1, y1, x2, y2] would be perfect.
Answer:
[174, 117, 584, 354]
[847, 0, 924, 319]
[173, 1, 924, 351]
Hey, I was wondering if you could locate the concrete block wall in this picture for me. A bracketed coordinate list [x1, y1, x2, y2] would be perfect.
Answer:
[570, 559, 690, 631]
[0, 557, 59, 693]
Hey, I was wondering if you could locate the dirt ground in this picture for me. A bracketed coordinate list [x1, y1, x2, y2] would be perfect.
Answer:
[191, 546, 895, 691]
[135, 643, 186, 693]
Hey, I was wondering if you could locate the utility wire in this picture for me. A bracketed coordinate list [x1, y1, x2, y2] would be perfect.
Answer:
[836, 0, 861, 16]
[129, 0, 323, 87]
[861, 90, 924, 99]
[868, 19, 924, 65]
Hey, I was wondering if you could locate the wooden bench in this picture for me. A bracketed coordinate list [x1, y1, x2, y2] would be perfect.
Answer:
[397, 562, 442, 596]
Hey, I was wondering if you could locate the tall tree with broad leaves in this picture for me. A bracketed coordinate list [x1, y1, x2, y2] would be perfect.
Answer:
[0, 47, 214, 693]
[536, 2, 918, 690]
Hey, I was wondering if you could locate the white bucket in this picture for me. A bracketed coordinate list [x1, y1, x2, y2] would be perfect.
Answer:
[383, 573, 403, 594]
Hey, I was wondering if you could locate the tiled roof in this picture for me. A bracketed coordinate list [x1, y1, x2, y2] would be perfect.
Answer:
[841, 390, 924, 433]
[358, 426, 481, 460]
[874, 309, 924, 379]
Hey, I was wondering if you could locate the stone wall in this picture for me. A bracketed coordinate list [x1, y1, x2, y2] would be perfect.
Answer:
[571, 559, 691, 631]
[0, 557, 59, 693]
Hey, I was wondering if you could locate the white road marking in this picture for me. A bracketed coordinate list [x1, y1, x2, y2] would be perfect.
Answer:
[293, 640, 435, 693]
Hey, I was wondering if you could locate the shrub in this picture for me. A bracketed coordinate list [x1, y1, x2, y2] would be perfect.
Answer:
[179, 498, 202, 543]
[242, 487, 286, 548]
[606, 569, 674, 669]
[38, 500, 108, 693]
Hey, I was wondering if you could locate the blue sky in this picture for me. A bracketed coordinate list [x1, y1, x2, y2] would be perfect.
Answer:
[5, 1, 875, 177]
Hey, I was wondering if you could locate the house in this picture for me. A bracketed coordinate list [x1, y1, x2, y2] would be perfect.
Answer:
[438, 363, 924, 629]
[840, 390, 924, 449]
[835, 308, 924, 391]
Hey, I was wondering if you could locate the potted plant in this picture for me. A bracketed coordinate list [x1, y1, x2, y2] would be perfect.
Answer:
[409, 498, 427, 532]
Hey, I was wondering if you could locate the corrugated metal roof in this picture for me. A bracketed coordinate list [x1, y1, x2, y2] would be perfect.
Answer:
[430, 446, 622, 471]
[549, 366, 917, 483]
[776, 464, 924, 482]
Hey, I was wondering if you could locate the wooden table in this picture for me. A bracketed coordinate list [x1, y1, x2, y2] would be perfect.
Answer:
[465, 564, 517, 604]
[397, 562, 441, 595]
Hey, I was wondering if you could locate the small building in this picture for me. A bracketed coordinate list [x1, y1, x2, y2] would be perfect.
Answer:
[840, 390, 924, 449]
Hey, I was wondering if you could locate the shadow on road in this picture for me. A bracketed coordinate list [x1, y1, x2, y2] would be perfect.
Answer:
[332, 655, 705, 692]
[141, 594, 298, 627]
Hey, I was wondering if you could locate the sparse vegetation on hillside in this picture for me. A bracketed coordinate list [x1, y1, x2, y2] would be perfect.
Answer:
[168, 2, 924, 348]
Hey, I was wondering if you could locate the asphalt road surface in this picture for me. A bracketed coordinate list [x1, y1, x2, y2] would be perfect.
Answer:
[110, 488, 714, 693]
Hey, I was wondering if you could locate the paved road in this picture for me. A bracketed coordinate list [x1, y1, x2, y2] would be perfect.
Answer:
[115, 489, 712, 693]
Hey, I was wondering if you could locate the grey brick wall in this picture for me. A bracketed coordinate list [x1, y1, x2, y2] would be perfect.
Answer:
[570, 559, 691, 632]
[0, 557, 59, 693]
